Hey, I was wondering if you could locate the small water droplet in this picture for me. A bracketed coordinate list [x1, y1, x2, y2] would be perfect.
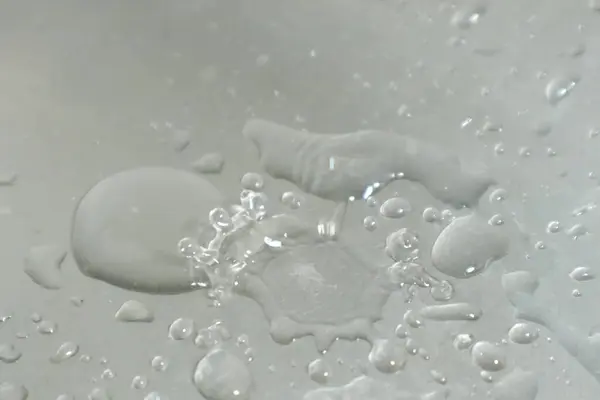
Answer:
[307, 358, 331, 384]
[240, 172, 264, 191]
[569, 266, 594, 281]
[368, 339, 406, 373]
[546, 221, 561, 233]
[131, 375, 148, 390]
[363, 216, 377, 231]
[280, 192, 302, 209]
[471, 341, 506, 371]
[379, 197, 412, 219]
[422, 207, 440, 223]
[0, 344, 21, 363]
[545, 75, 580, 105]
[168, 318, 196, 340]
[454, 333, 474, 350]
[151, 356, 168, 372]
[508, 322, 540, 344]
[50, 342, 79, 364]
[0, 382, 28, 400]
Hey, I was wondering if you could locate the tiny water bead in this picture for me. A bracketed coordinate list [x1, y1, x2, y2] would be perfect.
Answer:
[454, 333, 475, 350]
[488, 214, 504, 226]
[131, 375, 148, 390]
[379, 197, 412, 219]
[240, 172, 264, 191]
[546, 221, 561, 234]
[545, 74, 580, 106]
[422, 207, 440, 223]
[151, 356, 169, 372]
[168, 318, 196, 340]
[363, 216, 377, 231]
[280, 191, 302, 209]
[307, 358, 331, 384]
[508, 323, 540, 344]
[471, 341, 507, 371]
[489, 188, 507, 203]
[50, 342, 79, 364]
[37, 320, 57, 334]
[368, 339, 406, 373]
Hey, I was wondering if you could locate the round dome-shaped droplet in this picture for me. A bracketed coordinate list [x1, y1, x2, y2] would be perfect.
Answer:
[307, 358, 331, 384]
[280, 192, 302, 209]
[569, 266, 595, 282]
[208, 208, 233, 232]
[240, 172, 264, 191]
[471, 341, 506, 372]
[508, 323, 539, 345]
[71, 167, 223, 294]
[379, 197, 412, 219]
[431, 213, 509, 279]
[422, 207, 440, 223]
[168, 318, 196, 340]
[368, 339, 406, 373]
[193, 348, 253, 400]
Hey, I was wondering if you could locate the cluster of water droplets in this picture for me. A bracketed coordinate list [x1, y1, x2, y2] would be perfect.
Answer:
[178, 188, 270, 306]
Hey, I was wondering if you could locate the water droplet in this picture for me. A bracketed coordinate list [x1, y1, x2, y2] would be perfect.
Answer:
[385, 228, 419, 262]
[30, 313, 42, 323]
[422, 207, 440, 223]
[151, 356, 168, 372]
[546, 221, 561, 233]
[494, 143, 505, 155]
[569, 266, 595, 281]
[280, 192, 302, 209]
[379, 197, 412, 219]
[50, 342, 79, 364]
[489, 188, 507, 203]
[572, 288, 583, 297]
[420, 303, 482, 321]
[193, 348, 253, 400]
[430, 280, 455, 301]
[430, 369, 447, 385]
[101, 369, 115, 380]
[71, 167, 222, 294]
[488, 214, 504, 226]
[191, 153, 225, 174]
[171, 130, 191, 152]
[87, 387, 111, 400]
[240, 172, 264, 191]
[481, 370, 494, 383]
[368, 339, 406, 373]
[307, 358, 331, 384]
[168, 318, 196, 340]
[518, 147, 532, 158]
[115, 300, 154, 323]
[471, 341, 507, 371]
[432, 213, 509, 279]
[0, 344, 21, 363]
[454, 333, 475, 350]
[36, 320, 56, 335]
[508, 323, 540, 344]
[363, 216, 377, 231]
[566, 223, 587, 239]
[0, 382, 28, 400]
[404, 310, 423, 328]
[394, 324, 409, 339]
[451, 3, 487, 29]
[23, 245, 67, 290]
[131, 375, 148, 390]
[545, 75, 580, 105]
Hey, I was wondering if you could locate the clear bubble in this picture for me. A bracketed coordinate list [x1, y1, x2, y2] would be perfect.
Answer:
[240, 190, 269, 220]
[178, 237, 199, 258]
[208, 208, 233, 232]
[454, 333, 474, 350]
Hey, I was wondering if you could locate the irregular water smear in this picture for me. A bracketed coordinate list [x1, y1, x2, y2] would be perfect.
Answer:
[242, 118, 495, 237]
[503, 271, 600, 384]
[489, 368, 538, 400]
[303, 375, 449, 400]
[71, 167, 223, 294]
[23, 245, 67, 290]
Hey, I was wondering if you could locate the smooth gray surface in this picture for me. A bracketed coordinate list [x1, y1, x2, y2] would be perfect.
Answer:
[1, 0, 600, 399]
